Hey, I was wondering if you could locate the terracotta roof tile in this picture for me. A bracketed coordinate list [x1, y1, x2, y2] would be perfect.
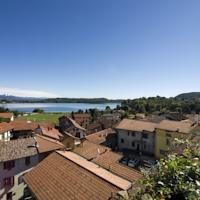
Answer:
[73, 113, 90, 124]
[10, 121, 38, 131]
[0, 122, 13, 134]
[40, 126, 63, 140]
[57, 151, 132, 190]
[73, 140, 109, 160]
[59, 116, 86, 131]
[35, 135, 64, 153]
[93, 151, 142, 182]
[116, 119, 157, 133]
[0, 112, 13, 119]
[73, 141, 141, 182]
[0, 137, 37, 162]
[24, 152, 121, 200]
[156, 120, 195, 133]
[86, 128, 116, 144]
[0, 135, 64, 162]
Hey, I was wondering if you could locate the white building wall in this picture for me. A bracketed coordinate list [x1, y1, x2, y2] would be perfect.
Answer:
[117, 129, 155, 155]
[0, 131, 11, 141]
[0, 154, 39, 200]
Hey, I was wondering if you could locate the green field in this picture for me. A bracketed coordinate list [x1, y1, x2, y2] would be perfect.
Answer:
[17, 113, 66, 124]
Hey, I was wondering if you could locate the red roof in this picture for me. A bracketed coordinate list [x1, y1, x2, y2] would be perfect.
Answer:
[0, 113, 13, 119]
[0, 122, 13, 134]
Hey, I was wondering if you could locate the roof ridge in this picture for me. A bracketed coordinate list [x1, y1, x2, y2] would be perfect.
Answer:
[56, 150, 132, 191]
[36, 134, 63, 146]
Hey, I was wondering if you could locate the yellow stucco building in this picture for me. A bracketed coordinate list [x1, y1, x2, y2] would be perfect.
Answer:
[154, 120, 195, 158]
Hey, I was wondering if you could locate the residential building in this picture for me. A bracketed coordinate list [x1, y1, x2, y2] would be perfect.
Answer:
[0, 123, 13, 141]
[71, 113, 91, 127]
[86, 122, 103, 134]
[73, 140, 141, 182]
[86, 128, 117, 150]
[0, 135, 64, 200]
[115, 119, 156, 156]
[24, 151, 134, 200]
[59, 116, 86, 138]
[0, 113, 14, 122]
[154, 120, 196, 158]
[98, 113, 120, 129]
[61, 132, 81, 149]
[36, 125, 63, 141]
[9, 121, 38, 139]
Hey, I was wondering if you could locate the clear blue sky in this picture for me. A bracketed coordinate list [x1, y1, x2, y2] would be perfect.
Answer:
[0, 0, 200, 99]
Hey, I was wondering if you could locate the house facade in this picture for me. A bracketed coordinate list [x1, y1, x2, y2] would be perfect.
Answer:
[154, 120, 195, 158]
[115, 119, 157, 156]
[0, 123, 13, 141]
[71, 113, 91, 128]
[0, 113, 14, 123]
[116, 119, 196, 158]
[59, 116, 86, 139]
[0, 136, 64, 200]
[9, 121, 38, 139]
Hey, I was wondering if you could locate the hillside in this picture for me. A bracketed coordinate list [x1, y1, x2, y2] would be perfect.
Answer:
[0, 95, 122, 104]
[175, 92, 200, 100]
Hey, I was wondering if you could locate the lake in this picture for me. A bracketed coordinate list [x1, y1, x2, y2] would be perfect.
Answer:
[0, 103, 119, 113]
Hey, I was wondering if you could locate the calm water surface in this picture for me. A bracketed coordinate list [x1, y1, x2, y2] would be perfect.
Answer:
[0, 103, 119, 113]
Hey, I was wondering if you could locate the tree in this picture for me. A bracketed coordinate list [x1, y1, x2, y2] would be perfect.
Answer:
[32, 108, 44, 113]
[130, 139, 200, 200]
[89, 109, 99, 122]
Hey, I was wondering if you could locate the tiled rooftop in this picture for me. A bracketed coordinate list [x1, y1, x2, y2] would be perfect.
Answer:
[93, 151, 142, 182]
[156, 119, 195, 133]
[116, 119, 157, 133]
[24, 152, 122, 200]
[0, 135, 64, 162]
[10, 121, 38, 131]
[73, 140, 109, 160]
[0, 137, 37, 162]
[57, 151, 132, 190]
[40, 126, 63, 140]
[0, 112, 13, 119]
[35, 135, 64, 153]
[86, 128, 116, 145]
[0, 122, 13, 134]
[73, 140, 141, 182]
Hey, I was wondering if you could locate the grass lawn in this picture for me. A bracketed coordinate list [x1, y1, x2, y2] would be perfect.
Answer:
[16, 113, 66, 124]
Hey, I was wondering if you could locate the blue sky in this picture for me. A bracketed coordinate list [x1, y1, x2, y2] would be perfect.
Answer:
[0, 0, 200, 98]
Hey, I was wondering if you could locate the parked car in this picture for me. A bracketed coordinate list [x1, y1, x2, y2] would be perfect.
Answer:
[143, 160, 157, 168]
[128, 159, 140, 168]
[120, 157, 129, 165]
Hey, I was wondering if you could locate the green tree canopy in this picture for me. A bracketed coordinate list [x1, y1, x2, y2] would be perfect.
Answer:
[131, 139, 200, 200]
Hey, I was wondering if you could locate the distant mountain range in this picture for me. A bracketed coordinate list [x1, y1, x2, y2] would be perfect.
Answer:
[0, 95, 44, 101]
[0, 95, 122, 104]
[0, 92, 200, 103]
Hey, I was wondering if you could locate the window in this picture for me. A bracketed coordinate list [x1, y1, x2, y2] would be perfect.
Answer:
[131, 132, 135, 137]
[4, 160, 15, 170]
[18, 175, 23, 185]
[121, 139, 124, 143]
[166, 138, 171, 146]
[142, 133, 148, 139]
[160, 149, 167, 155]
[25, 157, 30, 166]
[127, 131, 130, 136]
[166, 133, 171, 137]
[3, 177, 14, 187]
[143, 144, 147, 150]
[132, 142, 135, 147]
[6, 192, 12, 200]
